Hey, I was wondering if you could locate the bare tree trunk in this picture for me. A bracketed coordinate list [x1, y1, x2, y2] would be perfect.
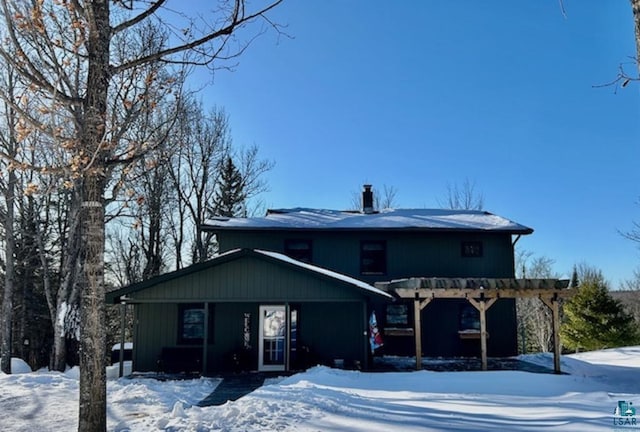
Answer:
[35, 213, 60, 369]
[1, 71, 17, 374]
[78, 177, 107, 432]
[49, 191, 82, 372]
[77, 2, 109, 429]
[1, 168, 16, 374]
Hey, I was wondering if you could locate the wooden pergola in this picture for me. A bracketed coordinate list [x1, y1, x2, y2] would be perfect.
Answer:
[375, 278, 576, 374]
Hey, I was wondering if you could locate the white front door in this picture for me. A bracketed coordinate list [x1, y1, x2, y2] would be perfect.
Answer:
[258, 305, 287, 371]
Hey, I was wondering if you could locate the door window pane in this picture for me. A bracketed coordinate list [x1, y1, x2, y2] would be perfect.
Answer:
[262, 308, 286, 366]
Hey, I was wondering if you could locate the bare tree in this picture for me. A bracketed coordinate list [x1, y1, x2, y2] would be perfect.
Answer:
[515, 251, 559, 353]
[439, 178, 484, 211]
[611, 269, 640, 327]
[0, 2, 283, 431]
[105, 92, 184, 282]
[0, 67, 18, 374]
[169, 104, 230, 264]
[622, 197, 640, 249]
[51, 187, 83, 371]
[237, 144, 275, 215]
[621, 268, 640, 291]
[165, 104, 273, 264]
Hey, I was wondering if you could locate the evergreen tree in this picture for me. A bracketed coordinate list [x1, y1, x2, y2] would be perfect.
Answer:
[561, 274, 640, 351]
[570, 265, 579, 288]
[211, 157, 247, 217]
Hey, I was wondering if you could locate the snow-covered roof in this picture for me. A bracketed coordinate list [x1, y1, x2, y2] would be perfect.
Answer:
[204, 208, 533, 234]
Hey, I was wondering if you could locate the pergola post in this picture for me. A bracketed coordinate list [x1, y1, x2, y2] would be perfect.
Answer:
[540, 295, 562, 374]
[413, 296, 432, 370]
[467, 297, 497, 371]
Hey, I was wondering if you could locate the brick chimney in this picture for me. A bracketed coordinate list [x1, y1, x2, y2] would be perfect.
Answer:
[362, 184, 374, 214]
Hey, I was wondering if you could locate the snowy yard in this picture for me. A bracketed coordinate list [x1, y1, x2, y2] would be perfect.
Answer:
[1, 347, 639, 431]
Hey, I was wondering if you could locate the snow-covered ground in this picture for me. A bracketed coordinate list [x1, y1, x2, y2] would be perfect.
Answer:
[1, 347, 639, 431]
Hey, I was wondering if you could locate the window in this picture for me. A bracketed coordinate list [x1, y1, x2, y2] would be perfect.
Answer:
[461, 241, 483, 258]
[284, 239, 312, 263]
[178, 303, 214, 345]
[386, 304, 409, 327]
[459, 304, 480, 331]
[360, 240, 386, 274]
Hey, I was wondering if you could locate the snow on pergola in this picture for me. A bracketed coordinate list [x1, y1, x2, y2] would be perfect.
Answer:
[375, 278, 576, 374]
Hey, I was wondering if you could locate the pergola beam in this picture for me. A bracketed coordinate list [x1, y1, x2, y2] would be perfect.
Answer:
[394, 287, 575, 300]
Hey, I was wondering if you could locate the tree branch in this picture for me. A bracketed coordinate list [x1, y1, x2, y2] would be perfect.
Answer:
[112, 0, 283, 75]
[111, 0, 167, 35]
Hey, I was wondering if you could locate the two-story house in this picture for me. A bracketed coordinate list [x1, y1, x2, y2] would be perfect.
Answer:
[106, 185, 534, 375]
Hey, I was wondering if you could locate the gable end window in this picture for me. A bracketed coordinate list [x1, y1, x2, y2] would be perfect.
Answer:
[284, 239, 312, 263]
[461, 241, 483, 258]
[178, 303, 214, 345]
[361, 240, 386, 275]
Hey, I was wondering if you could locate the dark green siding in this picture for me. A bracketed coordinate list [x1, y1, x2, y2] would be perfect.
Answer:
[134, 303, 177, 371]
[213, 230, 519, 358]
[128, 254, 374, 373]
[297, 302, 366, 367]
[420, 299, 517, 357]
[218, 231, 516, 283]
[134, 256, 366, 302]
[207, 302, 259, 372]
[133, 300, 368, 373]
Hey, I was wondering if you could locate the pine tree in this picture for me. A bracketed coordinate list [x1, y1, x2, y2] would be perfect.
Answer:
[211, 157, 247, 217]
[561, 275, 640, 351]
[570, 265, 579, 288]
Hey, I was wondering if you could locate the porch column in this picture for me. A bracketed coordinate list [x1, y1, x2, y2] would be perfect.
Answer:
[202, 302, 209, 376]
[363, 302, 369, 370]
[118, 301, 126, 378]
[467, 297, 497, 371]
[285, 303, 290, 371]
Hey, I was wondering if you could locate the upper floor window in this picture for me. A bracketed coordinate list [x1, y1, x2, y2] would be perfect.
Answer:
[361, 240, 386, 274]
[461, 241, 483, 258]
[284, 239, 312, 263]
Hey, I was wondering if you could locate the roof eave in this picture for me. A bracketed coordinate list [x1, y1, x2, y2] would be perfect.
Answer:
[202, 225, 534, 235]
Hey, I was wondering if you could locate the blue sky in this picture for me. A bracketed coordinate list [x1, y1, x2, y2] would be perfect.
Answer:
[191, 1, 640, 287]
